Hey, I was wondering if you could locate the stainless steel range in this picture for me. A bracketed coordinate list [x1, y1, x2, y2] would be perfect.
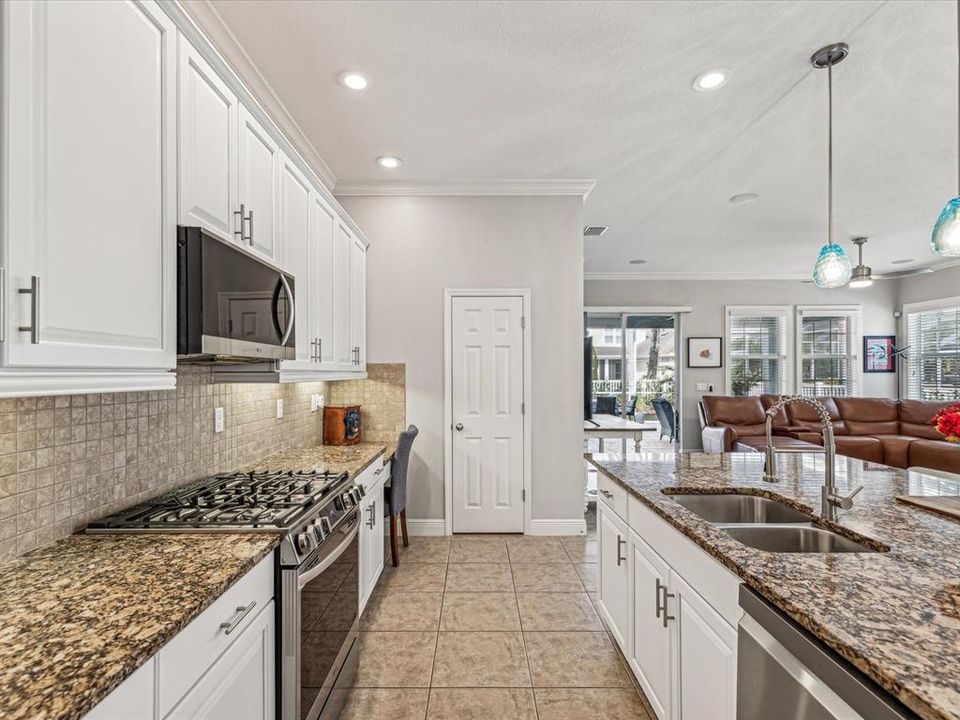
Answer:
[87, 468, 365, 720]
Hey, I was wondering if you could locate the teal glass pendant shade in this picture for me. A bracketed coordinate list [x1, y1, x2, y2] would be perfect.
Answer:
[812, 242, 852, 288]
[931, 197, 960, 256]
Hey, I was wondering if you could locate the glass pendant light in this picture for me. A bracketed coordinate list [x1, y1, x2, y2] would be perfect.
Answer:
[931, 0, 960, 256]
[811, 43, 853, 288]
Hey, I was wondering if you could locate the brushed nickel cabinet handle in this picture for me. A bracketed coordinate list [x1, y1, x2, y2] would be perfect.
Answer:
[662, 586, 675, 628]
[599, 489, 614, 499]
[219, 601, 256, 635]
[18, 275, 39, 344]
[247, 210, 254, 244]
[616, 534, 626, 566]
[234, 203, 246, 241]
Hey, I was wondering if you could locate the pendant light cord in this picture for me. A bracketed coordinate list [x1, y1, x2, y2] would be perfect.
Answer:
[828, 57, 834, 246]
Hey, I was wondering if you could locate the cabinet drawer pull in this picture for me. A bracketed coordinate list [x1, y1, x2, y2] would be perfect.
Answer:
[234, 203, 246, 241]
[367, 501, 376, 529]
[655, 578, 665, 619]
[660, 583, 675, 628]
[219, 601, 257, 635]
[18, 275, 39, 344]
[599, 489, 614, 499]
[616, 534, 626, 566]
[246, 210, 254, 244]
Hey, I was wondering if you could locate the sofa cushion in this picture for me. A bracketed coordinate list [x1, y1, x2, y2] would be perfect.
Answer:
[834, 436, 884, 464]
[760, 394, 790, 429]
[909, 439, 960, 476]
[701, 396, 767, 438]
[734, 436, 822, 453]
[871, 435, 919, 468]
[834, 398, 899, 435]
[784, 396, 847, 435]
[899, 400, 953, 440]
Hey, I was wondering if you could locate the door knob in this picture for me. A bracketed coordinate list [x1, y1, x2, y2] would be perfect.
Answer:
[455, 423, 464, 431]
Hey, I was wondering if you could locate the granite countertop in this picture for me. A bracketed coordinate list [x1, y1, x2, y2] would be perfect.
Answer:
[241, 440, 395, 478]
[0, 533, 279, 720]
[587, 450, 960, 720]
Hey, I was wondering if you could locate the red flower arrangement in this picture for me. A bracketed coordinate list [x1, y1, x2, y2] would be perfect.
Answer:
[932, 404, 960, 444]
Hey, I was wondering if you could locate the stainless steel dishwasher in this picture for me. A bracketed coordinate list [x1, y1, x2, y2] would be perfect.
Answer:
[737, 586, 918, 720]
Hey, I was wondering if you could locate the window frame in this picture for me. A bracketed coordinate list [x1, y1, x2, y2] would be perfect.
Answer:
[724, 305, 793, 397]
[902, 295, 960, 401]
[795, 305, 862, 398]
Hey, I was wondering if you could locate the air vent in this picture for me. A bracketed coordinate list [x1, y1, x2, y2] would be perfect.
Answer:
[583, 226, 608, 237]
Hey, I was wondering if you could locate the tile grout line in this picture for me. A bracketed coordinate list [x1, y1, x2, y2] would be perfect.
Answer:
[510, 537, 539, 719]
[423, 538, 451, 717]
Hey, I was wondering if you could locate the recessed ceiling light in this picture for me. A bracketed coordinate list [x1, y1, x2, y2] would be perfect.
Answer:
[693, 69, 729, 91]
[729, 192, 760, 204]
[376, 156, 402, 169]
[337, 71, 370, 91]
[629, 259, 648, 265]
[891, 258, 914, 265]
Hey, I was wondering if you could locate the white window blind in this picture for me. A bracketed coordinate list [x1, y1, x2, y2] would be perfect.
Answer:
[796, 307, 861, 397]
[906, 304, 960, 401]
[726, 307, 791, 396]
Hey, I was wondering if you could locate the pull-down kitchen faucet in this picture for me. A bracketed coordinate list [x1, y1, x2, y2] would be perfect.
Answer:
[763, 395, 863, 522]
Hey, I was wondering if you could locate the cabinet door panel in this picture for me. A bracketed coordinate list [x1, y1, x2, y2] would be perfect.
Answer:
[166, 601, 275, 720]
[334, 223, 354, 369]
[278, 155, 312, 363]
[631, 533, 672, 720]
[238, 105, 279, 262]
[349, 237, 366, 370]
[311, 196, 337, 369]
[597, 503, 630, 651]
[178, 38, 238, 241]
[5, 0, 175, 369]
[673, 572, 737, 720]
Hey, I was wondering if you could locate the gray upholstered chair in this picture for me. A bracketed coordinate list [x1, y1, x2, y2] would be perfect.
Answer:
[384, 425, 418, 566]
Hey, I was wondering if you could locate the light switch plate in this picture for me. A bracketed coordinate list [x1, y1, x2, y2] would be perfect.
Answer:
[276, 399, 284, 419]
[318, 394, 324, 409]
[214, 407, 224, 433]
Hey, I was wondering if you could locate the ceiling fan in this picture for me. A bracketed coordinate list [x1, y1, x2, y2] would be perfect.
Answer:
[801, 237, 937, 284]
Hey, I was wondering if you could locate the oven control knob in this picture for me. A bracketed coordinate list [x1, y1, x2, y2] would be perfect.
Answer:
[342, 492, 355, 508]
[349, 488, 362, 504]
[356, 484, 366, 498]
[311, 521, 327, 542]
[296, 531, 316, 554]
[334, 496, 344, 511]
[320, 516, 332, 534]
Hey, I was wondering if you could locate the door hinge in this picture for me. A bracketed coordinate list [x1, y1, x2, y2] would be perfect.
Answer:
[520, 315, 526, 328]
[522, 489, 526, 502]
[521, 402, 525, 415]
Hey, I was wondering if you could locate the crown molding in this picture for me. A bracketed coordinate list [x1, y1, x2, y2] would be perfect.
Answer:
[584, 271, 812, 281]
[176, 0, 338, 190]
[334, 179, 597, 198]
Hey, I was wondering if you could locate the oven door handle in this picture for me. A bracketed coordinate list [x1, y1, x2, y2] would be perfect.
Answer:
[278, 273, 295, 346]
[297, 519, 359, 590]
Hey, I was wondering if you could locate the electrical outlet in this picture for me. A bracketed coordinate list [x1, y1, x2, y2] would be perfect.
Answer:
[311, 394, 322, 412]
[276, 399, 284, 419]
[696, 383, 715, 393]
[214, 407, 224, 434]
[318, 394, 324, 409]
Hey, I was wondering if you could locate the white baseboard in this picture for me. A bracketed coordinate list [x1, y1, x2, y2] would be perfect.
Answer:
[526, 518, 587, 536]
[396, 519, 447, 536]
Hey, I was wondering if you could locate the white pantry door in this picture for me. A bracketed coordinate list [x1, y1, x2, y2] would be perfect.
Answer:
[451, 296, 525, 533]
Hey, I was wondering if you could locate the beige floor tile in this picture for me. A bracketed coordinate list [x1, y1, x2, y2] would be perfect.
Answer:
[560, 536, 597, 563]
[445, 562, 514, 592]
[379, 562, 447, 592]
[573, 563, 597, 592]
[524, 632, 632, 688]
[510, 562, 583, 592]
[353, 631, 438, 687]
[389, 537, 451, 563]
[449, 537, 509, 563]
[440, 592, 520, 631]
[517, 593, 602, 631]
[506, 537, 568, 563]
[427, 689, 537, 720]
[432, 631, 531, 687]
[534, 688, 651, 720]
[334, 688, 430, 720]
[361, 591, 443, 631]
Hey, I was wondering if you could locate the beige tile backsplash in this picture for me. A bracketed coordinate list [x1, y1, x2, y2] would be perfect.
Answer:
[328, 363, 406, 442]
[0, 366, 327, 561]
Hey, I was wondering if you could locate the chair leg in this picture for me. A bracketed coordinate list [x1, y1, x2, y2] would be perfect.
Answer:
[389, 514, 400, 567]
[400, 508, 409, 547]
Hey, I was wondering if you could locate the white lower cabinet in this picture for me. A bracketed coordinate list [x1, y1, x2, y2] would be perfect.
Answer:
[83, 554, 275, 720]
[598, 497, 740, 720]
[357, 459, 388, 613]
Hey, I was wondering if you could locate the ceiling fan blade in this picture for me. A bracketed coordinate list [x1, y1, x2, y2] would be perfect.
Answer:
[871, 267, 935, 280]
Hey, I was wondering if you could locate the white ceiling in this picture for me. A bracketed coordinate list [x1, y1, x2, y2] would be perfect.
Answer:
[201, 0, 957, 277]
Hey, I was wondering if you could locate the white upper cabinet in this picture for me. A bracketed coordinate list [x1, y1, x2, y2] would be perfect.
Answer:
[238, 105, 280, 263]
[278, 153, 312, 364]
[177, 38, 238, 242]
[3, 0, 176, 385]
[349, 235, 367, 370]
[334, 223, 367, 372]
[311, 194, 338, 370]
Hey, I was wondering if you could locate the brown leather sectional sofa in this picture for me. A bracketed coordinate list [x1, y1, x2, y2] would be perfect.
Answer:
[698, 395, 960, 475]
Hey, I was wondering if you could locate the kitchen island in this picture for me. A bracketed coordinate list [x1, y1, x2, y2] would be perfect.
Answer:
[587, 450, 960, 720]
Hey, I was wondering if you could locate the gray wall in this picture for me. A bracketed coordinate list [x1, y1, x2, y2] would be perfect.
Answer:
[899, 264, 960, 306]
[340, 195, 585, 524]
[584, 278, 900, 448]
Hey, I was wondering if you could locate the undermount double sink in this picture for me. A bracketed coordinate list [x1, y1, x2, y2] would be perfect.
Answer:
[667, 493, 881, 553]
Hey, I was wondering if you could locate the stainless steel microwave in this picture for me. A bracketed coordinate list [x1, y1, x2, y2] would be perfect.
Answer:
[177, 226, 296, 363]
